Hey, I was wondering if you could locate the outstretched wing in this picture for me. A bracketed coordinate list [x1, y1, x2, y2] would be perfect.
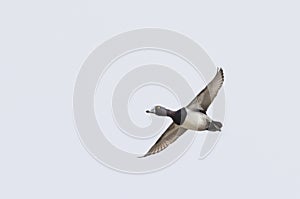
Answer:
[187, 68, 224, 111]
[140, 123, 187, 158]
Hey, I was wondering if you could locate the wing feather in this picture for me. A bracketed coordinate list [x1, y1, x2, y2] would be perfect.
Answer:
[140, 123, 187, 158]
[187, 68, 224, 111]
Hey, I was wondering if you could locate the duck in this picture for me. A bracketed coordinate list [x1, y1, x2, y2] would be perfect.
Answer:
[141, 68, 224, 157]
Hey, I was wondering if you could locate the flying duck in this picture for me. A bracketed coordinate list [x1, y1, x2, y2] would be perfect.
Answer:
[141, 68, 224, 157]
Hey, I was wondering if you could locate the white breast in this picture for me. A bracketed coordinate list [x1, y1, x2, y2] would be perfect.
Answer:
[181, 108, 210, 131]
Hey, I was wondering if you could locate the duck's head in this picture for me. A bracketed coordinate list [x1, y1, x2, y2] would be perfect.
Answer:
[146, 105, 168, 116]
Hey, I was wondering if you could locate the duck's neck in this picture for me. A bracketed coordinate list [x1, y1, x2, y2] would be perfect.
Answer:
[166, 108, 186, 125]
[166, 109, 176, 118]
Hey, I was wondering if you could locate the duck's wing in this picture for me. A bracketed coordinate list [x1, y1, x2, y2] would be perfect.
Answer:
[187, 68, 224, 112]
[140, 123, 187, 158]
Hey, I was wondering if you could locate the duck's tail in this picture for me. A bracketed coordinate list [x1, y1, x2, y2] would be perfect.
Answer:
[208, 121, 223, 131]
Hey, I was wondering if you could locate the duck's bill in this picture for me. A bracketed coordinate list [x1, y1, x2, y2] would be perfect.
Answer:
[145, 108, 155, 114]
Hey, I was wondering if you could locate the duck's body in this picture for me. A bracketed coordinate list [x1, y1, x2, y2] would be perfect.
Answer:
[181, 108, 210, 131]
[141, 68, 225, 157]
[162, 107, 221, 131]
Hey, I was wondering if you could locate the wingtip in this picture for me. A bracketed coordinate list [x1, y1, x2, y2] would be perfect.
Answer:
[137, 154, 149, 158]
[218, 67, 224, 81]
[216, 67, 223, 74]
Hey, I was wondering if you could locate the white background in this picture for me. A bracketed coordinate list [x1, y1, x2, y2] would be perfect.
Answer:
[0, 0, 299, 198]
